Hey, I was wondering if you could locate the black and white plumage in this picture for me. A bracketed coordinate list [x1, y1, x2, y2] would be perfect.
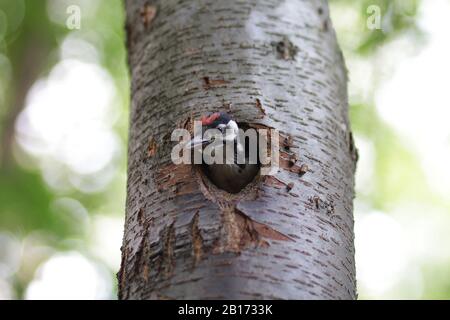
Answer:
[185, 112, 260, 193]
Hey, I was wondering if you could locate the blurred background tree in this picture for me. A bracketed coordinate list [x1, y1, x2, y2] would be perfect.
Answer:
[0, 0, 128, 299]
[1, 0, 449, 299]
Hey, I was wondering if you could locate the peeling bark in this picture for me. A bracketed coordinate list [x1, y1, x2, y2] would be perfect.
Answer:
[120, 0, 357, 300]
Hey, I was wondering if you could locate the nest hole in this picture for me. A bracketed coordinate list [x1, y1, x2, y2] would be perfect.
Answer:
[193, 122, 268, 199]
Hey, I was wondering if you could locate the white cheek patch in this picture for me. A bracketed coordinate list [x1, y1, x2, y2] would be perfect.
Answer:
[224, 120, 239, 142]
[224, 131, 237, 142]
[227, 120, 239, 132]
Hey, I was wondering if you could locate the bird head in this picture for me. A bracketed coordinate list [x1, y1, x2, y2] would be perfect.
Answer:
[184, 112, 240, 150]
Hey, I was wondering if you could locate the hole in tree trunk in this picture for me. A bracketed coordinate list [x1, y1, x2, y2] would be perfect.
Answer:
[200, 122, 261, 194]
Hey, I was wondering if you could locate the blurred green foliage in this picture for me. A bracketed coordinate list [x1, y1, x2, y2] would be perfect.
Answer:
[0, 0, 128, 299]
[0, 0, 65, 235]
[331, 0, 450, 299]
[331, 0, 428, 211]
[331, 0, 421, 54]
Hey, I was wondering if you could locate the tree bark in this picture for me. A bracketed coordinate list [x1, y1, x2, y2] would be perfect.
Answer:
[120, 0, 357, 300]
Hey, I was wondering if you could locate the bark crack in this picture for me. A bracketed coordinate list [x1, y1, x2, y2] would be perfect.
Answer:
[255, 98, 266, 118]
[203, 76, 229, 90]
[190, 211, 203, 268]
[272, 36, 298, 60]
[147, 136, 157, 158]
[140, 4, 157, 28]
[213, 206, 294, 254]
[160, 222, 176, 277]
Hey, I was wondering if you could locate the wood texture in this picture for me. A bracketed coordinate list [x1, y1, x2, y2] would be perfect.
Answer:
[120, 0, 357, 300]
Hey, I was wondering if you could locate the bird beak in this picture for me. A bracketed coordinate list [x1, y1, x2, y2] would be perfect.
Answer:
[183, 135, 212, 150]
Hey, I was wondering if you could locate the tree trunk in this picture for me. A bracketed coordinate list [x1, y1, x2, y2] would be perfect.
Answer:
[120, 0, 357, 300]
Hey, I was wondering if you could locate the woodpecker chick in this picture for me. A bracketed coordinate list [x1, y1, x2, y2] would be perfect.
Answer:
[185, 112, 260, 193]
